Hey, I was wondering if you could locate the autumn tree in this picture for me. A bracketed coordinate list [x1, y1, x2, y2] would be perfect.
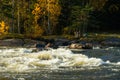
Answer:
[32, 0, 61, 35]
[0, 0, 12, 33]
[0, 21, 9, 35]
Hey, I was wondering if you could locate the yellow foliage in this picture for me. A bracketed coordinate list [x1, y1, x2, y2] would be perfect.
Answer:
[32, 0, 61, 34]
[0, 21, 9, 35]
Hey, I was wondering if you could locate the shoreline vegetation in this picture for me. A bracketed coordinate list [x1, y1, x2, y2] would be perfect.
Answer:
[1, 32, 120, 40]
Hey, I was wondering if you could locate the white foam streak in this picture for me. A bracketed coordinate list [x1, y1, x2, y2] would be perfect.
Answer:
[117, 62, 120, 65]
[0, 48, 116, 72]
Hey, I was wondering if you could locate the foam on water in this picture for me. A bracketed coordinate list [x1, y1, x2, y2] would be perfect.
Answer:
[0, 48, 118, 72]
[116, 62, 120, 65]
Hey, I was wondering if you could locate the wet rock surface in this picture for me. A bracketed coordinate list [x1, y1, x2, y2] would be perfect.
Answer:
[0, 39, 24, 47]
[0, 37, 120, 49]
[23, 39, 46, 48]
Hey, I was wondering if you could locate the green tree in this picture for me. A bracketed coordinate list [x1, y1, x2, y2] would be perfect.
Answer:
[62, 0, 108, 37]
[70, 5, 92, 37]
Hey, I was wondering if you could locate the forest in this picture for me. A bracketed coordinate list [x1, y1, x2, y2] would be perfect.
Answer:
[0, 0, 120, 38]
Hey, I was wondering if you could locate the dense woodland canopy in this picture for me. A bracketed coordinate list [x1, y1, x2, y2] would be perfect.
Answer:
[0, 0, 120, 38]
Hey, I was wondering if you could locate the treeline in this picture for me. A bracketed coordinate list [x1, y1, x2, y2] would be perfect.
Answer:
[0, 0, 120, 38]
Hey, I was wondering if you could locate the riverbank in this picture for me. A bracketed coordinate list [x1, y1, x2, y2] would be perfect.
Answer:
[0, 33, 120, 48]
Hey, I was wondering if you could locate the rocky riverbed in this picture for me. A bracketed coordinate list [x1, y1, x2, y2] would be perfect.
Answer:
[0, 37, 120, 49]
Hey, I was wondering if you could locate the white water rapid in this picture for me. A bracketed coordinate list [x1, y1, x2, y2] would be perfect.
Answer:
[0, 48, 119, 72]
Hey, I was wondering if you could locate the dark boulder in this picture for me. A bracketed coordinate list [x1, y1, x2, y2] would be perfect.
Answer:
[35, 43, 46, 50]
[0, 39, 24, 47]
[52, 39, 70, 48]
[23, 39, 46, 48]
[82, 43, 93, 49]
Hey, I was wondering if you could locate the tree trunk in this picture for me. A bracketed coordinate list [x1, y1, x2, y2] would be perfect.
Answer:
[17, 0, 20, 34]
[12, 0, 15, 33]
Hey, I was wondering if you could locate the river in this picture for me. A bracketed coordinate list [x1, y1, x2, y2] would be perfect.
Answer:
[0, 47, 120, 80]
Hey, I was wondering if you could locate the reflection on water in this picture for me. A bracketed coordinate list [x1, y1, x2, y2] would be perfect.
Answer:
[0, 47, 120, 80]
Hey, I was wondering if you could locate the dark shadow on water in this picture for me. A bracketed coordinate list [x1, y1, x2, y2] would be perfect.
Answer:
[0, 65, 120, 80]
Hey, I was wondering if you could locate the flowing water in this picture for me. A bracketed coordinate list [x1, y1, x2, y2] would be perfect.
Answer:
[0, 47, 120, 80]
